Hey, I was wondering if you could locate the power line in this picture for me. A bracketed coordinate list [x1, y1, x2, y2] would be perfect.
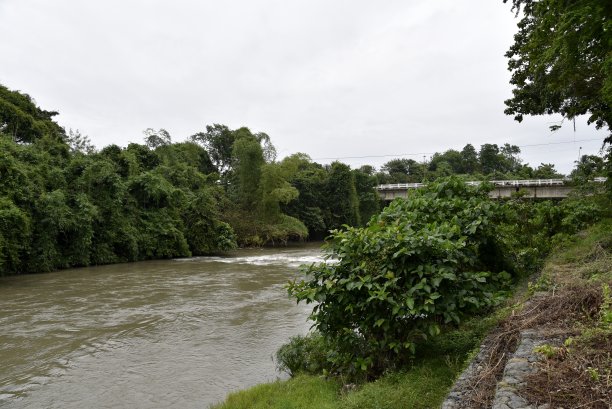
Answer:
[313, 151, 435, 160]
[312, 138, 603, 161]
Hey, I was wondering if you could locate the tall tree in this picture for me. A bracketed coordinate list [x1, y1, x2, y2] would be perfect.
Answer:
[479, 144, 501, 174]
[143, 128, 172, 149]
[571, 154, 606, 180]
[325, 162, 360, 230]
[461, 144, 479, 174]
[353, 167, 380, 225]
[500, 143, 522, 173]
[0, 84, 66, 143]
[232, 134, 264, 209]
[504, 0, 612, 141]
[259, 163, 299, 223]
[281, 154, 328, 237]
[254, 132, 277, 163]
[191, 124, 236, 178]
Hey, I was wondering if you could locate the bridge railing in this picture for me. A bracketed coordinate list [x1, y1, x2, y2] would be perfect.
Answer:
[376, 183, 425, 190]
[489, 179, 566, 187]
[377, 179, 569, 191]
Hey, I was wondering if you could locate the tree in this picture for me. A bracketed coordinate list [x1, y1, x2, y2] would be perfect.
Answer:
[143, 128, 172, 149]
[0, 197, 30, 274]
[571, 154, 606, 180]
[380, 158, 424, 183]
[499, 143, 522, 173]
[461, 144, 479, 174]
[504, 0, 612, 141]
[325, 162, 360, 230]
[125, 143, 161, 172]
[155, 142, 216, 176]
[380, 158, 410, 183]
[429, 160, 454, 179]
[191, 124, 235, 178]
[429, 149, 464, 174]
[533, 163, 563, 179]
[65, 129, 96, 154]
[254, 132, 277, 163]
[353, 167, 381, 225]
[259, 163, 299, 223]
[232, 134, 264, 209]
[479, 143, 501, 174]
[0, 83, 66, 143]
[182, 189, 236, 254]
[281, 154, 328, 237]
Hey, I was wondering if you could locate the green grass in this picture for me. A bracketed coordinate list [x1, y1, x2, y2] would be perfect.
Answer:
[212, 361, 459, 409]
[544, 218, 612, 284]
[212, 375, 340, 409]
[338, 359, 459, 409]
[550, 218, 611, 263]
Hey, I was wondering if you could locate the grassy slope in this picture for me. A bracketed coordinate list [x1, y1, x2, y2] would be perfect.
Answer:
[213, 375, 340, 409]
[213, 362, 461, 409]
[518, 218, 611, 407]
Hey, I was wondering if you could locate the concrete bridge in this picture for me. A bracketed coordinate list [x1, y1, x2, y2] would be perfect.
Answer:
[376, 178, 607, 201]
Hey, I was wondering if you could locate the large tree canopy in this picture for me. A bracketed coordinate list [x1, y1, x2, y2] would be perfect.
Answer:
[504, 0, 612, 141]
[0, 84, 66, 143]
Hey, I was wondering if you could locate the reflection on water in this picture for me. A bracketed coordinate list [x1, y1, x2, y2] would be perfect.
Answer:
[0, 244, 321, 408]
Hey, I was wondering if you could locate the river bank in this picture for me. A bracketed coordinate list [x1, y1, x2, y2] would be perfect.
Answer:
[211, 218, 612, 409]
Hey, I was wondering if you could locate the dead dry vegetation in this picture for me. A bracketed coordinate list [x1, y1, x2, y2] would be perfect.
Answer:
[456, 220, 612, 409]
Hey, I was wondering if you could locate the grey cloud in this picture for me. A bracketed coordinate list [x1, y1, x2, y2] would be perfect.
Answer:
[0, 0, 606, 173]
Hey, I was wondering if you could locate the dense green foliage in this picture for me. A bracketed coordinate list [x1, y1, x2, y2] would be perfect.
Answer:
[0, 133, 238, 274]
[375, 142, 576, 184]
[503, 0, 612, 141]
[498, 194, 606, 276]
[288, 178, 511, 378]
[276, 332, 329, 377]
[0, 84, 386, 275]
[287, 177, 609, 380]
[216, 218, 611, 409]
[0, 84, 65, 144]
[1, 82, 608, 279]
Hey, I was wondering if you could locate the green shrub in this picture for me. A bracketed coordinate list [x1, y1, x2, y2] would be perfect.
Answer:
[498, 195, 605, 275]
[289, 178, 511, 378]
[276, 333, 328, 376]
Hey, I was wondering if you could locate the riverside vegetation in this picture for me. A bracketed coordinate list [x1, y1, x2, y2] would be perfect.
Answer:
[0, 82, 610, 408]
[3, 82, 606, 276]
[214, 179, 610, 409]
[2, 0, 610, 406]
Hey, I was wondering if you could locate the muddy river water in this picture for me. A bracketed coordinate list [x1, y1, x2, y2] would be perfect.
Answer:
[0, 245, 321, 408]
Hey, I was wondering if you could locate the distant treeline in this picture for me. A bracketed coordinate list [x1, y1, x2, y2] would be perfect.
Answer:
[0, 84, 607, 275]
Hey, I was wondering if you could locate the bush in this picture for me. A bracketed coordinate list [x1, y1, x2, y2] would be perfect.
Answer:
[288, 178, 511, 378]
[498, 195, 605, 275]
[276, 333, 328, 376]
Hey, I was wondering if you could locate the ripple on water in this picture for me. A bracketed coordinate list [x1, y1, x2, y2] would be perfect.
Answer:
[0, 245, 318, 409]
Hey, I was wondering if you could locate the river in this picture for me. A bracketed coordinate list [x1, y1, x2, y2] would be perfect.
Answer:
[0, 244, 321, 408]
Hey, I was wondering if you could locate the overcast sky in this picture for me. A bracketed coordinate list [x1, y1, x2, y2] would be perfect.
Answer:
[0, 0, 606, 174]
